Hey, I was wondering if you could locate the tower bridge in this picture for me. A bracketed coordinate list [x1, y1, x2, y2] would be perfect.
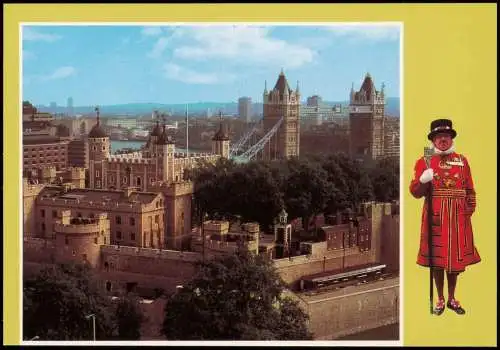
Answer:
[229, 70, 301, 162]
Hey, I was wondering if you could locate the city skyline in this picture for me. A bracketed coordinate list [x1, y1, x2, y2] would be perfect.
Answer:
[22, 24, 401, 106]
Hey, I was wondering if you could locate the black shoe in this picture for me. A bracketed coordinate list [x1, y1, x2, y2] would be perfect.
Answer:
[447, 299, 466, 315]
[433, 299, 445, 315]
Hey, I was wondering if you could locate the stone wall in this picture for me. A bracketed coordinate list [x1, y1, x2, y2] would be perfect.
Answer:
[300, 277, 399, 339]
[23, 238, 56, 264]
[381, 215, 400, 271]
[274, 248, 376, 290]
[99, 245, 199, 294]
[23, 182, 45, 238]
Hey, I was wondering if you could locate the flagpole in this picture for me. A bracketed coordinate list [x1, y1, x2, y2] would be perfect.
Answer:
[186, 104, 189, 159]
[424, 147, 434, 314]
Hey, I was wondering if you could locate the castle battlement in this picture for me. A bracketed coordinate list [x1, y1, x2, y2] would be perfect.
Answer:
[241, 222, 260, 233]
[38, 196, 148, 211]
[23, 237, 56, 250]
[173, 152, 218, 159]
[23, 181, 46, 196]
[100, 244, 200, 262]
[108, 155, 154, 165]
[54, 220, 108, 235]
[204, 220, 230, 234]
[150, 180, 194, 196]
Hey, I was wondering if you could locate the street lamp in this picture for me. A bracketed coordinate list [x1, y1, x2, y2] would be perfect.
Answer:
[85, 313, 96, 341]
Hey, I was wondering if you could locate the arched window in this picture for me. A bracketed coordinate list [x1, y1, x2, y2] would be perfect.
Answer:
[106, 281, 112, 292]
[136, 177, 141, 186]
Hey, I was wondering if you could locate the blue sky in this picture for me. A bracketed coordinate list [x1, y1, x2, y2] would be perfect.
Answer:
[22, 24, 400, 106]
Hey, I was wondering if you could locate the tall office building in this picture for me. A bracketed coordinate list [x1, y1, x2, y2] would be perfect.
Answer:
[49, 102, 57, 114]
[67, 97, 74, 117]
[306, 95, 323, 107]
[238, 97, 252, 123]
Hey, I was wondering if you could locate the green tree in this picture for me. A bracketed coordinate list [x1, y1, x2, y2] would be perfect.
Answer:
[327, 153, 374, 209]
[283, 159, 334, 231]
[23, 263, 116, 341]
[369, 156, 399, 202]
[192, 157, 238, 219]
[161, 249, 313, 340]
[321, 155, 351, 214]
[115, 294, 145, 340]
[229, 161, 284, 230]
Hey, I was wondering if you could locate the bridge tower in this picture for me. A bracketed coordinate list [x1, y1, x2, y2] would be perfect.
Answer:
[349, 73, 386, 160]
[262, 70, 301, 160]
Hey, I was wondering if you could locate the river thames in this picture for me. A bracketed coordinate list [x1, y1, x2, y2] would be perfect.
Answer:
[110, 140, 194, 154]
[111, 140, 248, 163]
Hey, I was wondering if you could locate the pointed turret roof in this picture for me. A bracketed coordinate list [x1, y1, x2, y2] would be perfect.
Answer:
[359, 72, 376, 97]
[150, 119, 162, 137]
[273, 70, 293, 95]
[88, 107, 108, 138]
[212, 112, 229, 141]
[157, 124, 175, 145]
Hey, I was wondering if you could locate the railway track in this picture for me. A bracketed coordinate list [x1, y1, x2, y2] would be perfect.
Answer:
[304, 272, 396, 296]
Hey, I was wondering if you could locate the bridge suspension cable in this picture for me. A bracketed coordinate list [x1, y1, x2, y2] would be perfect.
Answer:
[229, 122, 260, 157]
[239, 117, 284, 160]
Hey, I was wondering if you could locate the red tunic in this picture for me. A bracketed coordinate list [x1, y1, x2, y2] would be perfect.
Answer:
[409, 152, 481, 273]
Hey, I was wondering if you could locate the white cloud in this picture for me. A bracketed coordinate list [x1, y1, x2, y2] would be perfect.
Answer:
[163, 63, 233, 85]
[41, 66, 76, 81]
[326, 24, 400, 41]
[141, 26, 163, 37]
[23, 27, 62, 42]
[148, 36, 172, 58]
[170, 26, 315, 69]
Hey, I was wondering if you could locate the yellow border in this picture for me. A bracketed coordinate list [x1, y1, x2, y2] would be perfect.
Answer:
[4, 3, 497, 346]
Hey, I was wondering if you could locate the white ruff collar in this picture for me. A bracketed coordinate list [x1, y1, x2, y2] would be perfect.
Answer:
[431, 142, 455, 155]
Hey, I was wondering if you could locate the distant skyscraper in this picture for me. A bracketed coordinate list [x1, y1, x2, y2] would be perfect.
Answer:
[306, 95, 323, 107]
[238, 97, 252, 123]
[50, 101, 57, 114]
[67, 97, 74, 117]
[206, 108, 212, 119]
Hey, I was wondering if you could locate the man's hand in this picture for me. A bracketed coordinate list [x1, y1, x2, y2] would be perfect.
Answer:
[419, 168, 434, 184]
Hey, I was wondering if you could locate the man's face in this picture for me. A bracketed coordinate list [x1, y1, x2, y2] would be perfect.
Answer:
[432, 133, 453, 151]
